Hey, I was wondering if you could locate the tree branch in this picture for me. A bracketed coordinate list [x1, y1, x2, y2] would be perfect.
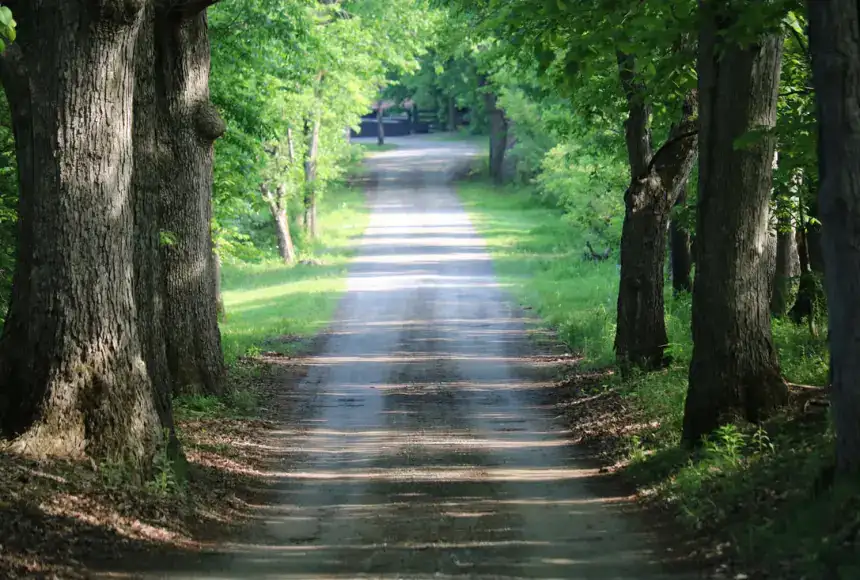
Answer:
[163, 0, 221, 17]
[643, 129, 699, 177]
[585, 241, 611, 261]
[787, 22, 809, 59]
[779, 87, 813, 97]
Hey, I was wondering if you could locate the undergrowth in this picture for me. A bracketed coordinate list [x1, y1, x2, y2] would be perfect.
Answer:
[459, 178, 854, 579]
[218, 184, 369, 363]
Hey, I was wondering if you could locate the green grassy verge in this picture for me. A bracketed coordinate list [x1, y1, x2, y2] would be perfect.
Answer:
[459, 179, 856, 579]
[360, 142, 400, 152]
[218, 184, 369, 364]
[423, 130, 490, 147]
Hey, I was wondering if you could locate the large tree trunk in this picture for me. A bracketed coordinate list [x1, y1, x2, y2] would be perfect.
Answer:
[0, 1, 164, 467]
[614, 51, 699, 370]
[133, 3, 182, 464]
[155, 5, 226, 396]
[682, 6, 787, 445]
[670, 185, 694, 294]
[484, 89, 509, 185]
[447, 96, 457, 132]
[807, 0, 860, 475]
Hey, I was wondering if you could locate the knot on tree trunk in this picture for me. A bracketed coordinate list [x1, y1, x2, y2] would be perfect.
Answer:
[194, 101, 225, 142]
[95, 0, 147, 23]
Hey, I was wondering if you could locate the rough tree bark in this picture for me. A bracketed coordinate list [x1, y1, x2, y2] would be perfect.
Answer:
[155, 3, 226, 396]
[484, 88, 509, 185]
[670, 185, 694, 294]
[262, 184, 296, 264]
[0, 0, 165, 467]
[614, 50, 699, 370]
[133, 2, 182, 462]
[807, 0, 860, 475]
[682, 5, 787, 445]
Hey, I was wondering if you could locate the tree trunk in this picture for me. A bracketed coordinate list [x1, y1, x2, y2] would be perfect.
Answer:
[304, 110, 322, 239]
[790, 192, 827, 329]
[133, 3, 182, 465]
[670, 185, 693, 294]
[0, 1, 165, 467]
[771, 214, 798, 317]
[274, 196, 296, 264]
[682, 6, 787, 445]
[614, 51, 699, 370]
[806, 197, 826, 274]
[484, 89, 509, 185]
[808, 0, 860, 475]
[447, 96, 457, 132]
[789, 222, 820, 336]
[262, 184, 296, 264]
[376, 104, 385, 146]
[155, 5, 226, 396]
[213, 247, 225, 319]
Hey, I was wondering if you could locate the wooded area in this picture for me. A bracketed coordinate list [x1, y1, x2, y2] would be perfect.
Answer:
[0, 0, 858, 577]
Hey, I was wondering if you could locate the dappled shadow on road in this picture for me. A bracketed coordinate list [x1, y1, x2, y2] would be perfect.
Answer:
[93, 136, 689, 579]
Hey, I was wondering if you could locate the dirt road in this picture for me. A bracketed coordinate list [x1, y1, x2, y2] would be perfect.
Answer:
[156, 136, 691, 579]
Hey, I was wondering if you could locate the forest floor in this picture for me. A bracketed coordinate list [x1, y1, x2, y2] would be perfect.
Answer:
[0, 360, 276, 579]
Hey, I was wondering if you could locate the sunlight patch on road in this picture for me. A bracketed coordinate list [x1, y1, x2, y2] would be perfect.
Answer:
[264, 466, 596, 482]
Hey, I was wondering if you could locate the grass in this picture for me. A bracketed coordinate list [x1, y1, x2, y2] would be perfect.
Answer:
[360, 142, 400, 152]
[458, 181, 624, 366]
[458, 177, 855, 579]
[423, 129, 490, 147]
[218, 184, 369, 364]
